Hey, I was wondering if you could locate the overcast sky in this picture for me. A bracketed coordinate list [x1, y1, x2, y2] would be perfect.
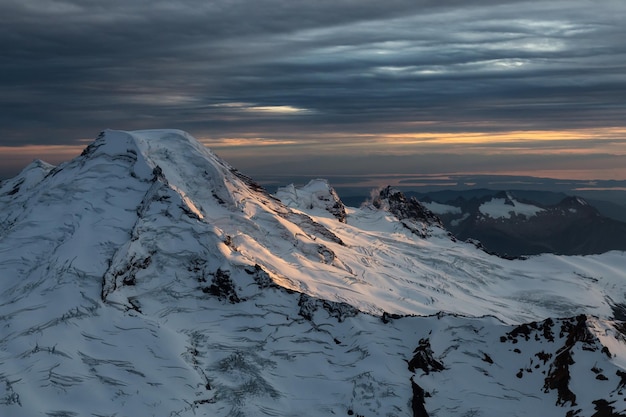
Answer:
[1, 0, 625, 183]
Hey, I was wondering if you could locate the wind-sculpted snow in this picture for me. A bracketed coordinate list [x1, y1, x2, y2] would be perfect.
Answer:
[276, 179, 347, 222]
[2, 129, 626, 416]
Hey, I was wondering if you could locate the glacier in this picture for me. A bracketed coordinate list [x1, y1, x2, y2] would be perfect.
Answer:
[1, 129, 626, 416]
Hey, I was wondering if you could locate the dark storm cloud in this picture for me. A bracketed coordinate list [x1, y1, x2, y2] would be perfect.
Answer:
[1, 0, 625, 178]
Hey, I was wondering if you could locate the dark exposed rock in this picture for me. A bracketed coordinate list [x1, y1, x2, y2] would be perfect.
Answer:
[465, 238, 529, 260]
[152, 165, 166, 183]
[373, 187, 442, 238]
[591, 399, 626, 417]
[545, 343, 577, 406]
[304, 180, 347, 223]
[543, 315, 596, 407]
[375, 187, 442, 225]
[297, 293, 358, 322]
[297, 293, 318, 321]
[245, 264, 277, 289]
[498, 315, 618, 409]
[381, 311, 403, 324]
[410, 377, 430, 417]
[542, 318, 556, 342]
[4, 179, 23, 196]
[202, 268, 240, 303]
[188, 258, 208, 283]
[230, 168, 268, 195]
[317, 245, 336, 264]
[180, 203, 202, 220]
[508, 322, 534, 341]
[127, 297, 142, 314]
[222, 235, 235, 250]
[321, 299, 358, 322]
[408, 338, 444, 374]
[101, 254, 154, 299]
[285, 212, 345, 245]
[616, 370, 626, 393]
[611, 304, 626, 322]
[504, 318, 554, 344]
[329, 200, 347, 223]
[79, 132, 105, 157]
[321, 188, 347, 223]
[536, 351, 553, 365]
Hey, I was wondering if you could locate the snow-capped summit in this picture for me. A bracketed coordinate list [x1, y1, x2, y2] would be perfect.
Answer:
[2, 130, 626, 417]
[275, 178, 347, 222]
[0, 158, 54, 196]
[80, 129, 278, 213]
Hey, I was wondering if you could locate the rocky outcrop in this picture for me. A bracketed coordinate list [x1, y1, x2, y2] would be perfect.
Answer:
[372, 186, 443, 238]
[408, 338, 445, 374]
[298, 293, 358, 322]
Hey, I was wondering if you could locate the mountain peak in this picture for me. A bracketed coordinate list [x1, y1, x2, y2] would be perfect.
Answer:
[85, 129, 229, 180]
[3, 130, 626, 417]
[78, 130, 276, 217]
[558, 195, 595, 210]
[372, 186, 444, 237]
[275, 179, 347, 222]
[0, 158, 54, 199]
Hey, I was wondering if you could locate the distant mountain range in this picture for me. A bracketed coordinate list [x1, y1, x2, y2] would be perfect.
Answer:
[408, 190, 626, 257]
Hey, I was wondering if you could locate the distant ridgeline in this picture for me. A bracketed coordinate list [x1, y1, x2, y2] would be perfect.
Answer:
[406, 189, 626, 256]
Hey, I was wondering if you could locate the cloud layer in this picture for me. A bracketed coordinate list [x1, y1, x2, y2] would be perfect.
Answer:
[1, 0, 625, 180]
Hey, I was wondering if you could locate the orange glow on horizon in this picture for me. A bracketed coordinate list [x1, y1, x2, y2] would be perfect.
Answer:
[201, 127, 626, 152]
[0, 144, 84, 175]
[2, 128, 625, 181]
[0, 144, 84, 156]
[380, 128, 626, 144]
[201, 137, 301, 147]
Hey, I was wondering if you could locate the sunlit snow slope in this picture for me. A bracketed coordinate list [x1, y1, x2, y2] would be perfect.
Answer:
[2, 129, 626, 417]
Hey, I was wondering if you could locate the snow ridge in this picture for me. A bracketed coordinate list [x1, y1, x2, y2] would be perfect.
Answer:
[276, 178, 347, 222]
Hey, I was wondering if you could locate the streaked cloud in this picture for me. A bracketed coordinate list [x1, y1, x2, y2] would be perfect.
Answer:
[0, 0, 625, 181]
[209, 102, 313, 115]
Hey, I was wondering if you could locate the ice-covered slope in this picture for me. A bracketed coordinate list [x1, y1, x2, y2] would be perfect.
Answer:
[2, 129, 626, 417]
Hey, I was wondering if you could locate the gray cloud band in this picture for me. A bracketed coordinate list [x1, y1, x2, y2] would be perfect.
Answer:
[0, 0, 625, 179]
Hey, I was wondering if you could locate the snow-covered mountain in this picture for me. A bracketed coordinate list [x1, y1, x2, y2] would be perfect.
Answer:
[421, 191, 626, 257]
[2, 129, 626, 416]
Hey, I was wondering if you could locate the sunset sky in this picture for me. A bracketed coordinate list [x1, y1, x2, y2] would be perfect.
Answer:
[1, 0, 625, 184]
